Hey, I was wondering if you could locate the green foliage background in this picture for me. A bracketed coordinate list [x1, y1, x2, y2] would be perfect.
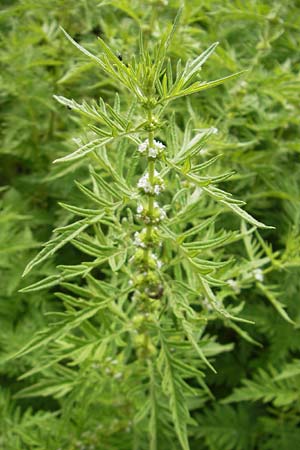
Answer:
[0, 1, 300, 449]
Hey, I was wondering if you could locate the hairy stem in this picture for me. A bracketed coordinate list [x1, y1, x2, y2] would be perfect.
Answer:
[146, 111, 155, 265]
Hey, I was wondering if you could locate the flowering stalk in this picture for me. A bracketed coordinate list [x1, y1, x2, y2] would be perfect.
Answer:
[133, 107, 166, 322]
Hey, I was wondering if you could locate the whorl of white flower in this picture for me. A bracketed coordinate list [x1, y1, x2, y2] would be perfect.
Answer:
[253, 268, 264, 282]
[153, 139, 165, 150]
[137, 171, 165, 195]
[157, 259, 163, 269]
[137, 172, 152, 193]
[138, 139, 149, 153]
[227, 278, 241, 294]
[151, 202, 166, 222]
[133, 231, 146, 248]
[159, 208, 167, 220]
[153, 184, 164, 195]
[138, 139, 166, 159]
[148, 147, 158, 158]
[137, 204, 143, 214]
[151, 252, 163, 269]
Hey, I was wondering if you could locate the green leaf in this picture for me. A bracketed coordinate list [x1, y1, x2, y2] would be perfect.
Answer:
[173, 129, 219, 164]
[181, 319, 216, 373]
[19, 275, 62, 293]
[8, 300, 114, 361]
[227, 321, 262, 347]
[203, 186, 273, 229]
[196, 404, 257, 450]
[199, 277, 253, 324]
[75, 180, 116, 207]
[58, 202, 105, 217]
[275, 361, 300, 381]
[15, 379, 75, 399]
[257, 283, 294, 324]
[148, 361, 159, 450]
[183, 231, 234, 252]
[60, 27, 106, 69]
[163, 71, 247, 102]
[158, 334, 190, 450]
[53, 137, 113, 163]
[224, 368, 299, 407]
[180, 42, 219, 86]
[72, 236, 117, 258]
[22, 215, 103, 276]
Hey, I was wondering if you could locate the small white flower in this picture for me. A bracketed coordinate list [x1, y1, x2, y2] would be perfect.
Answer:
[138, 139, 149, 153]
[150, 253, 163, 268]
[137, 204, 143, 214]
[227, 279, 240, 294]
[137, 171, 165, 195]
[157, 259, 163, 269]
[159, 208, 167, 220]
[148, 147, 158, 158]
[153, 185, 161, 195]
[138, 139, 165, 158]
[137, 173, 152, 193]
[154, 139, 165, 150]
[133, 231, 146, 248]
[253, 268, 264, 282]
[211, 127, 218, 135]
[114, 372, 123, 380]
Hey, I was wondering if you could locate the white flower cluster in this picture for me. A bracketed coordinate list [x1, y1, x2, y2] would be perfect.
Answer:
[156, 205, 167, 221]
[133, 231, 146, 248]
[202, 296, 222, 311]
[152, 252, 163, 269]
[137, 203, 143, 214]
[227, 278, 241, 294]
[138, 138, 165, 159]
[137, 170, 165, 195]
[253, 268, 264, 282]
[136, 202, 167, 224]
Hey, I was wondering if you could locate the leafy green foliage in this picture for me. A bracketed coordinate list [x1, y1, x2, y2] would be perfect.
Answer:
[0, 1, 300, 449]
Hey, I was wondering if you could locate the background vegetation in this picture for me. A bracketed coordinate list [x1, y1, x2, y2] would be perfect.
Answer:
[0, 1, 299, 449]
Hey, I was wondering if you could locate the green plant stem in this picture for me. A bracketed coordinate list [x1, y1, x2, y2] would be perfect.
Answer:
[145, 110, 155, 265]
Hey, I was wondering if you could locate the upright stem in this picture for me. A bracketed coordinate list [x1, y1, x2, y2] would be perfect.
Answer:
[133, 106, 165, 304]
[146, 110, 155, 250]
[132, 107, 165, 356]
